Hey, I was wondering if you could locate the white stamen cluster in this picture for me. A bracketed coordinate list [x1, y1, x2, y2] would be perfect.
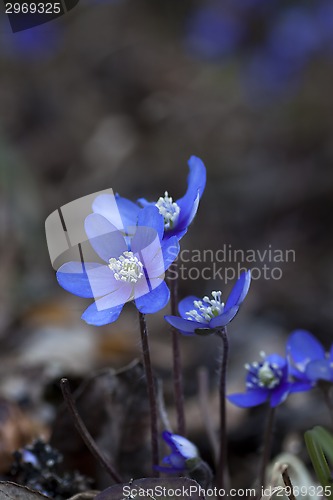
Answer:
[245, 353, 282, 390]
[108, 251, 144, 283]
[185, 291, 224, 323]
[155, 191, 180, 230]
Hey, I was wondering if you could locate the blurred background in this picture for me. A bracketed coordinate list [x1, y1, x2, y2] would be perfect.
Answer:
[1, 0, 333, 492]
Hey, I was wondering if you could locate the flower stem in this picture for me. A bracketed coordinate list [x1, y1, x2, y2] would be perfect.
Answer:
[259, 405, 276, 491]
[60, 378, 123, 484]
[138, 311, 159, 476]
[168, 262, 186, 436]
[216, 327, 230, 494]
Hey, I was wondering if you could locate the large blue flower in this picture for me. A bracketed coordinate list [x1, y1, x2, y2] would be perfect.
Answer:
[228, 353, 292, 408]
[164, 270, 251, 335]
[287, 329, 333, 384]
[92, 156, 206, 241]
[155, 431, 200, 474]
[56, 206, 179, 326]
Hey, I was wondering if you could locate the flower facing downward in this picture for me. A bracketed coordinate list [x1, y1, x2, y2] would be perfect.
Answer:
[164, 270, 251, 335]
[56, 206, 179, 326]
[287, 329, 333, 385]
[228, 353, 291, 408]
[156, 431, 200, 474]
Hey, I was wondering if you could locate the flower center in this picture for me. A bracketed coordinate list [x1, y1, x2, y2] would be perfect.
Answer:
[155, 191, 180, 230]
[108, 251, 144, 283]
[185, 291, 224, 323]
[245, 355, 282, 389]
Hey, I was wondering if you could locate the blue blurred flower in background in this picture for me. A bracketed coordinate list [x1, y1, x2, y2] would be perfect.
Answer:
[185, 4, 244, 60]
[165, 270, 251, 335]
[228, 353, 292, 408]
[287, 330, 333, 384]
[0, 21, 61, 60]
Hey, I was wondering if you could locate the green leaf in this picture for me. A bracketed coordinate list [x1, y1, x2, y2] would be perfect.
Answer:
[304, 428, 333, 497]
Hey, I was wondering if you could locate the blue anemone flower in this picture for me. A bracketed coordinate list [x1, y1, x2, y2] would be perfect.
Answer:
[287, 329, 333, 385]
[156, 431, 200, 474]
[92, 156, 206, 241]
[138, 156, 206, 241]
[164, 270, 251, 335]
[56, 206, 179, 326]
[228, 353, 292, 408]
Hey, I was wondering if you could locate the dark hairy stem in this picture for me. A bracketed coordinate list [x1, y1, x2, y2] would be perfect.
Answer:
[216, 327, 230, 494]
[168, 261, 186, 436]
[282, 466, 296, 500]
[138, 311, 159, 476]
[60, 378, 123, 484]
[259, 405, 276, 492]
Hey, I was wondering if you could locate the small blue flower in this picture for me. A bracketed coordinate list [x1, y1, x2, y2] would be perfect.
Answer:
[156, 431, 200, 474]
[92, 156, 206, 241]
[137, 156, 206, 241]
[287, 329, 333, 385]
[164, 270, 251, 335]
[56, 206, 179, 326]
[228, 353, 292, 408]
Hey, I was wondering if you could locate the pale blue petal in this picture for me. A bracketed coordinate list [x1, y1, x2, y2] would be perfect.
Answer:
[224, 270, 251, 312]
[85, 213, 127, 262]
[228, 389, 269, 408]
[135, 281, 170, 314]
[305, 359, 333, 382]
[286, 330, 325, 372]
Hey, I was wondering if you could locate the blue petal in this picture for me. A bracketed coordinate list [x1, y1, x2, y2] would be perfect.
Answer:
[161, 237, 180, 272]
[270, 381, 290, 407]
[115, 193, 141, 230]
[305, 359, 333, 382]
[209, 306, 239, 328]
[81, 301, 124, 326]
[289, 380, 314, 393]
[135, 281, 170, 314]
[137, 198, 152, 208]
[85, 214, 127, 262]
[57, 261, 98, 298]
[178, 296, 201, 319]
[132, 226, 162, 276]
[176, 156, 206, 229]
[286, 330, 325, 372]
[168, 434, 198, 459]
[164, 315, 204, 334]
[134, 206, 164, 242]
[330, 343, 333, 362]
[227, 389, 269, 408]
[224, 270, 251, 313]
[92, 193, 139, 232]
